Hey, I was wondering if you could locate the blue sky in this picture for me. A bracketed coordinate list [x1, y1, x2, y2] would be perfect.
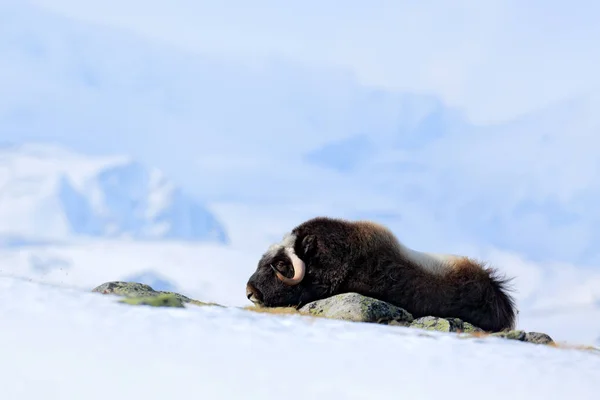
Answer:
[2, 0, 600, 284]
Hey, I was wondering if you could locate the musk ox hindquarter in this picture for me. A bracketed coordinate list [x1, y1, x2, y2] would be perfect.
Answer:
[245, 216, 517, 332]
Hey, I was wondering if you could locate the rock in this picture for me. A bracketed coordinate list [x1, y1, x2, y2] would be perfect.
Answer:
[296, 292, 554, 346]
[525, 332, 554, 345]
[412, 316, 456, 332]
[410, 316, 457, 332]
[91, 283, 556, 347]
[488, 330, 555, 345]
[408, 317, 554, 345]
[93, 281, 157, 297]
[299, 292, 414, 325]
[462, 322, 484, 333]
[92, 281, 221, 307]
[410, 316, 484, 333]
[119, 293, 184, 308]
[490, 330, 527, 341]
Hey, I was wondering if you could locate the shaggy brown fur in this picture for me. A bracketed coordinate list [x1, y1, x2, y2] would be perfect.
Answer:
[246, 216, 517, 332]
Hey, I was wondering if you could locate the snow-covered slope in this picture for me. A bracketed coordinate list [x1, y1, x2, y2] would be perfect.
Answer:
[0, 240, 248, 307]
[0, 143, 228, 243]
[0, 275, 599, 400]
[1, 236, 600, 346]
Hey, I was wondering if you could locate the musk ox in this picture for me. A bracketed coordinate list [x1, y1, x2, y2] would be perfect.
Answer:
[246, 216, 517, 332]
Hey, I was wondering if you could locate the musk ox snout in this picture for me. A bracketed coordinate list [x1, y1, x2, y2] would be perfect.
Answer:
[246, 282, 263, 305]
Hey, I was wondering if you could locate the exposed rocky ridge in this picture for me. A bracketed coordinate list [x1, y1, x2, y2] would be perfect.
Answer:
[92, 281, 222, 307]
[92, 281, 559, 347]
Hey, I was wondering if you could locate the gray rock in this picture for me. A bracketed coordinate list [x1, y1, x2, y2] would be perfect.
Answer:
[299, 292, 413, 325]
[490, 330, 527, 341]
[410, 316, 457, 332]
[525, 331, 554, 345]
[119, 293, 185, 308]
[410, 316, 484, 333]
[92, 283, 556, 346]
[92, 281, 221, 307]
[93, 281, 157, 297]
[490, 330, 555, 345]
[462, 321, 484, 333]
[297, 293, 555, 346]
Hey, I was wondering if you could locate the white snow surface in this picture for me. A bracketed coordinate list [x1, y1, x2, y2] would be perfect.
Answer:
[2, 237, 600, 347]
[1, 275, 599, 400]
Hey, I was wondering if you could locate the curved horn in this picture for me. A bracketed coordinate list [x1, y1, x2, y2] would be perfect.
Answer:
[271, 248, 305, 285]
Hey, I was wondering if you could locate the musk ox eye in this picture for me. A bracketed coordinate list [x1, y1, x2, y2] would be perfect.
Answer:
[268, 261, 284, 273]
[270, 261, 286, 274]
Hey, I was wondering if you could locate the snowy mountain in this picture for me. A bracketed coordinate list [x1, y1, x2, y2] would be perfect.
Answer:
[0, 143, 228, 244]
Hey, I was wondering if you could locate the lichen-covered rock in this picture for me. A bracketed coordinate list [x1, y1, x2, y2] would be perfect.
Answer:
[410, 316, 455, 332]
[410, 316, 484, 333]
[490, 330, 527, 341]
[295, 293, 556, 346]
[488, 330, 554, 345]
[461, 322, 484, 333]
[92, 281, 220, 307]
[93, 281, 157, 297]
[92, 283, 556, 346]
[299, 292, 413, 324]
[487, 330, 554, 345]
[119, 293, 184, 308]
[525, 332, 554, 345]
[408, 318, 554, 345]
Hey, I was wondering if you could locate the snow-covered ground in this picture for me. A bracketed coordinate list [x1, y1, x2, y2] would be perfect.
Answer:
[0, 240, 249, 307]
[2, 237, 600, 347]
[1, 275, 599, 400]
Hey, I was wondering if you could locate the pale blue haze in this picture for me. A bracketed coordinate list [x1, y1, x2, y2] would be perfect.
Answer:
[1, 1, 600, 269]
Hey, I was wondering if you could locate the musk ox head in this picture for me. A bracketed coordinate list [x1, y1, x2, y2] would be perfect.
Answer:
[246, 232, 322, 308]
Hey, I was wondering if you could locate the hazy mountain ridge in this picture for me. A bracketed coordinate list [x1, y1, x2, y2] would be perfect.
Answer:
[0, 143, 228, 244]
[2, 0, 600, 267]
